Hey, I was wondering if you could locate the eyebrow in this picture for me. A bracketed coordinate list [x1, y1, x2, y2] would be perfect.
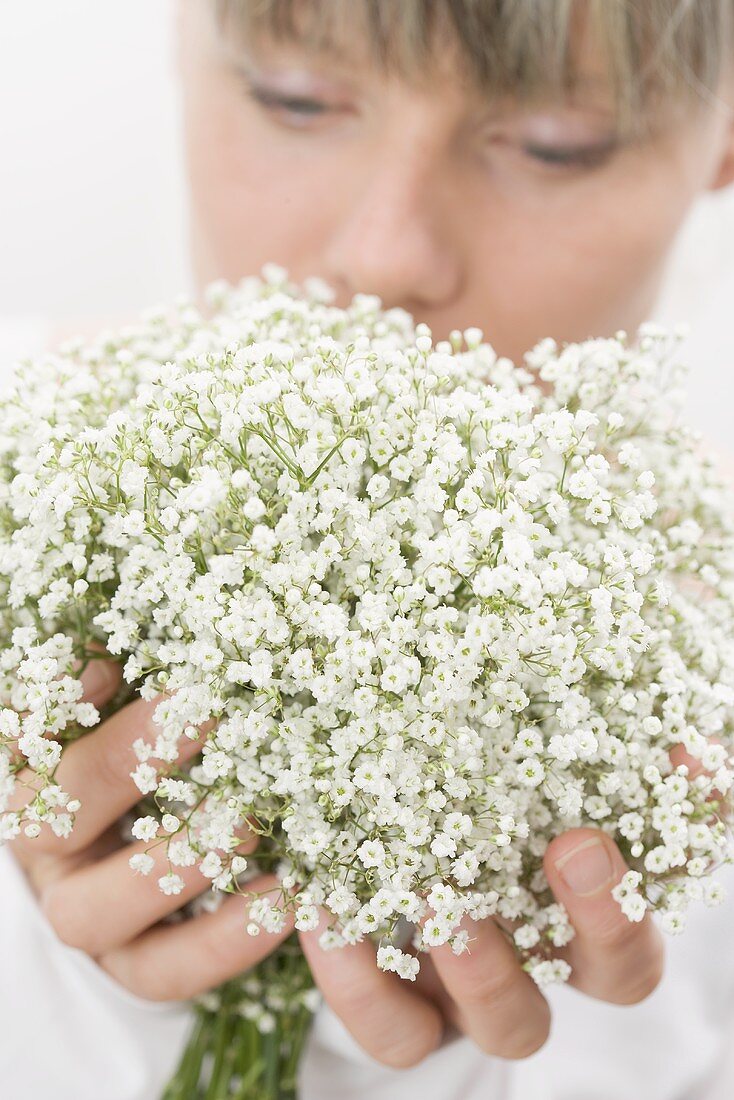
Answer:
[221, 22, 373, 77]
[222, 22, 622, 122]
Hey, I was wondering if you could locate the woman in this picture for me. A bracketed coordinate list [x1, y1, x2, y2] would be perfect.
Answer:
[2, 2, 734, 1097]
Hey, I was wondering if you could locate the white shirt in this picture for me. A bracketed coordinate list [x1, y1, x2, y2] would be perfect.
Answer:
[1, 315, 734, 1100]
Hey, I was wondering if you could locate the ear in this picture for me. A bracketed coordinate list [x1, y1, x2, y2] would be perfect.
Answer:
[707, 105, 734, 192]
[709, 145, 734, 192]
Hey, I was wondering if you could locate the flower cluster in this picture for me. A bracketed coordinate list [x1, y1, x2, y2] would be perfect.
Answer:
[1, 266, 733, 990]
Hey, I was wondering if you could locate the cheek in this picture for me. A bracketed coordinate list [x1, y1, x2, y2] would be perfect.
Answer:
[462, 164, 699, 356]
[182, 76, 337, 284]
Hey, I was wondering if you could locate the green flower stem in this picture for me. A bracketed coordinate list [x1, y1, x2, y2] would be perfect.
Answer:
[162, 939, 316, 1100]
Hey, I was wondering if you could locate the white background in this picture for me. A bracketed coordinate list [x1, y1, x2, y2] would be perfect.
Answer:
[0, 0, 188, 324]
[1, 0, 734, 451]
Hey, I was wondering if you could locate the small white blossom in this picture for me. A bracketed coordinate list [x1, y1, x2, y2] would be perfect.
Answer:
[158, 872, 185, 896]
[0, 274, 732, 1028]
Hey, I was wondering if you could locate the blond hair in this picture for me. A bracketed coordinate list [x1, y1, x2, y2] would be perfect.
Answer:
[214, 0, 734, 135]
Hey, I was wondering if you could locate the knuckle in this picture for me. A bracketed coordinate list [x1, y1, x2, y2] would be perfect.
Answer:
[104, 952, 172, 1002]
[127, 974, 170, 1002]
[15, 819, 81, 858]
[9, 839, 48, 877]
[93, 732, 139, 792]
[373, 1018, 443, 1069]
[461, 960, 521, 1008]
[199, 908, 252, 971]
[336, 984, 382, 1026]
[334, 983, 442, 1070]
[43, 823, 87, 857]
[473, 995, 551, 1061]
[616, 942, 665, 1005]
[593, 913, 643, 954]
[584, 918, 665, 1005]
[40, 881, 91, 951]
[200, 934, 236, 976]
[498, 1013, 551, 1060]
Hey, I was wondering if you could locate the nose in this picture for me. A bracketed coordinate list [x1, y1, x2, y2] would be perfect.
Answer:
[320, 145, 464, 316]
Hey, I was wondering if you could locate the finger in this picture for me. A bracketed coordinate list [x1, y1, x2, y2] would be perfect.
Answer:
[100, 876, 294, 1002]
[299, 914, 444, 1069]
[544, 827, 665, 1005]
[77, 656, 123, 709]
[18, 820, 126, 894]
[39, 830, 259, 955]
[427, 916, 551, 1059]
[13, 694, 204, 857]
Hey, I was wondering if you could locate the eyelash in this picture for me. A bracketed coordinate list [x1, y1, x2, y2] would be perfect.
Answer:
[247, 87, 330, 117]
[522, 144, 616, 169]
[246, 87, 616, 168]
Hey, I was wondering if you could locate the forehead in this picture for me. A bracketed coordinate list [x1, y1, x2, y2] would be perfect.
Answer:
[215, 0, 611, 93]
[209, 0, 724, 138]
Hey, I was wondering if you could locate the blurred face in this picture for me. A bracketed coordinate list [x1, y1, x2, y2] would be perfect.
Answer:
[177, 1, 734, 360]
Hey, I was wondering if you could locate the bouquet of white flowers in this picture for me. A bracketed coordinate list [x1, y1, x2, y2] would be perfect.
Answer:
[1, 266, 733, 1099]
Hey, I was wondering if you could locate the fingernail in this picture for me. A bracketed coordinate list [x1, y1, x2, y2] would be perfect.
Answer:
[554, 837, 615, 897]
[79, 660, 118, 704]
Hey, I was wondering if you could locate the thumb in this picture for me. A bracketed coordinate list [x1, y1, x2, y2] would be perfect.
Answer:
[544, 827, 665, 1005]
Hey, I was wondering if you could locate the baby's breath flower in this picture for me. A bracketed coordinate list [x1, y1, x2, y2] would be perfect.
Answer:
[0, 271, 732, 1015]
[158, 872, 185, 896]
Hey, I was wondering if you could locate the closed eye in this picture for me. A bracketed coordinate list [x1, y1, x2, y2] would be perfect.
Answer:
[245, 84, 333, 119]
[522, 141, 619, 169]
[240, 80, 349, 129]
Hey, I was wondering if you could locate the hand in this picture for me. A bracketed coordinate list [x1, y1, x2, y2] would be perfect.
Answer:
[298, 732, 733, 1069]
[298, 827, 666, 1068]
[8, 658, 294, 1001]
